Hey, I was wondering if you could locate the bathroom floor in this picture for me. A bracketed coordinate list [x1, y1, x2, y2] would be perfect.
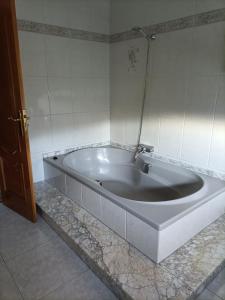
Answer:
[0, 203, 225, 300]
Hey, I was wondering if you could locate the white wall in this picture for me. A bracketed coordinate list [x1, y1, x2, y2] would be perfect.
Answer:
[16, 0, 225, 181]
[16, 0, 110, 182]
[142, 22, 225, 173]
[110, 2, 225, 174]
[16, 0, 110, 33]
[110, 38, 146, 145]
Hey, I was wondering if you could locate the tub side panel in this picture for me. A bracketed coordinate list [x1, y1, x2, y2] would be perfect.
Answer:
[158, 191, 225, 262]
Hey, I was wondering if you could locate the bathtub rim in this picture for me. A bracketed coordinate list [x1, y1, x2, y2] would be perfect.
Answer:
[43, 148, 225, 231]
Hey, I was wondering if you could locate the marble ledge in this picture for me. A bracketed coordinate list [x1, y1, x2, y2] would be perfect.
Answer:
[35, 181, 225, 300]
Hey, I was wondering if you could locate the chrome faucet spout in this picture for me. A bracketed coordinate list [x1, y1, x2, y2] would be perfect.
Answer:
[134, 144, 154, 160]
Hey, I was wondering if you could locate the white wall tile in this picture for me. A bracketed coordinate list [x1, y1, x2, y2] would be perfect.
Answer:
[30, 152, 44, 182]
[110, 74, 144, 145]
[17, 0, 110, 183]
[181, 76, 219, 168]
[16, 0, 45, 23]
[72, 77, 109, 113]
[191, 22, 225, 76]
[44, 162, 66, 193]
[101, 197, 126, 238]
[43, 0, 71, 28]
[209, 77, 225, 172]
[82, 186, 102, 219]
[45, 36, 71, 77]
[65, 175, 82, 205]
[29, 116, 52, 153]
[110, 110, 125, 144]
[19, 32, 47, 77]
[51, 114, 74, 150]
[48, 77, 73, 114]
[195, 0, 225, 14]
[24, 77, 50, 116]
[111, 39, 146, 78]
[70, 39, 91, 76]
[111, 12, 225, 174]
[75, 111, 110, 145]
[90, 43, 110, 77]
[141, 89, 161, 152]
[150, 28, 193, 76]
[69, 0, 92, 32]
[89, 0, 110, 34]
[157, 76, 187, 158]
[126, 212, 159, 262]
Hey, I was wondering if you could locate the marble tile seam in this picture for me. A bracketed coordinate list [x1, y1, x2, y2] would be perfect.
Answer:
[0, 255, 25, 300]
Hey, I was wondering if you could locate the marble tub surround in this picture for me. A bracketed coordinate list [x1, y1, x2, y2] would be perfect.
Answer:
[17, 20, 110, 43]
[43, 147, 225, 263]
[35, 181, 225, 300]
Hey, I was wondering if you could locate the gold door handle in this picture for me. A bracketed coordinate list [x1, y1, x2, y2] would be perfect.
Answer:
[20, 110, 30, 131]
[8, 110, 30, 136]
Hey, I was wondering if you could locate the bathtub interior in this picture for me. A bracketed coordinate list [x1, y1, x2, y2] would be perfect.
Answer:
[63, 147, 204, 202]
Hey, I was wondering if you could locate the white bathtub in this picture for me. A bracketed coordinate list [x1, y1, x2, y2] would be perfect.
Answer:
[44, 147, 225, 262]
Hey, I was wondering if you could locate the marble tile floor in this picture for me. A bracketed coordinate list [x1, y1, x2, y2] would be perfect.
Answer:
[0, 202, 225, 300]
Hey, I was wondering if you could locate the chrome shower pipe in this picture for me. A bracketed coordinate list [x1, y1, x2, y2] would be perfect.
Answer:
[131, 27, 157, 150]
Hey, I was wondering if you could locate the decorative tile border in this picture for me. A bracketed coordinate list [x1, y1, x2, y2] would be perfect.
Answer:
[110, 142, 225, 181]
[17, 19, 110, 43]
[17, 8, 225, 43]
[110, 8, 225, 43]
[36, 181, 225, 300]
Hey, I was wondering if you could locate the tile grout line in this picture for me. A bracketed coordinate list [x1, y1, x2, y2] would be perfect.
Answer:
[1, 236, 53, 269]
[206, 78, 220, 170]
[1, 255, 26, 300]
[206, 287, 224, 300]
[37, 268, 90, 300]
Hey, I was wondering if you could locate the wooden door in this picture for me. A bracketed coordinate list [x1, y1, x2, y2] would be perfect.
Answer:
[0, 0, 36, 222]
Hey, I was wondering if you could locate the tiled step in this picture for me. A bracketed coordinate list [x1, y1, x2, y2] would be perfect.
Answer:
[35, 181, 225, 300]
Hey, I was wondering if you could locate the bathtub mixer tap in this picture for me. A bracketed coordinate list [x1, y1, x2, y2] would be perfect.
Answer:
[134, 144, 154, 159]
[134, 144, 154, 174]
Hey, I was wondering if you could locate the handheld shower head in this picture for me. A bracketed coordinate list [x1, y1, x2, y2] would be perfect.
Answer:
[132, 26, 157, 40]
